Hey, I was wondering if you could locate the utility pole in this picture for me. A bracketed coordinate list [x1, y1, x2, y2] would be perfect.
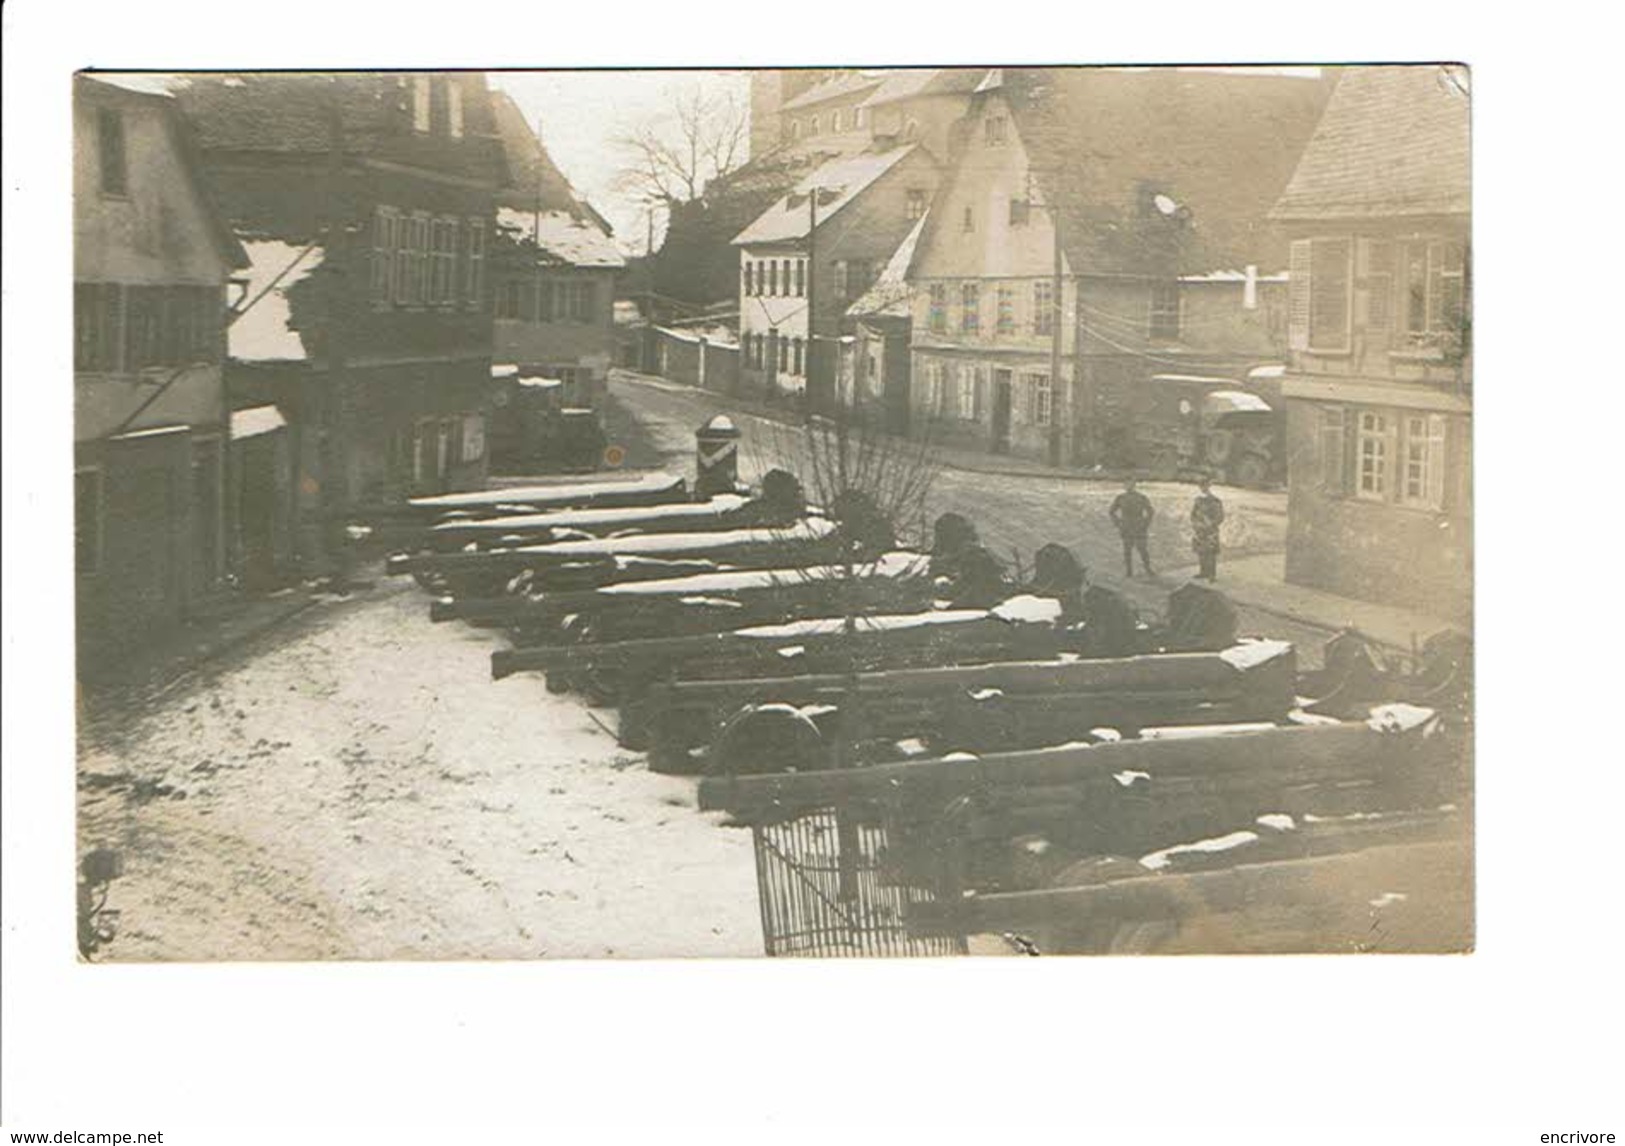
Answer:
[806, 188, 818, 413]
[1049, 195, 1065, 467]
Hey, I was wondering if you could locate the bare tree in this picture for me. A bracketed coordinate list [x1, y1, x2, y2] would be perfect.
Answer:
[614, 83, 749, 210]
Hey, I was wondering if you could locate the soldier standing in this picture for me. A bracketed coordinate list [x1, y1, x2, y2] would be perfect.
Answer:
[1108, 479, 1155, 578]
[1190, 477, 1226, 580]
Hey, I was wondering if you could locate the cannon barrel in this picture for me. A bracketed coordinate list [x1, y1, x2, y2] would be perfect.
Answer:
[390, 518, 838, 579]
[425, 493, 760, 548]
[405, 472, 689, 517]
[697, 701, 1436, 817]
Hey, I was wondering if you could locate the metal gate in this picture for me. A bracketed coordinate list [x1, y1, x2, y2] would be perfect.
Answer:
[750, 806, 966, 958]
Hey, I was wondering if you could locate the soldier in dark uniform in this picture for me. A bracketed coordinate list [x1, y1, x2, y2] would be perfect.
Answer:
[1190, 477, 1225, 580]
[1108, 479, 1155, 578]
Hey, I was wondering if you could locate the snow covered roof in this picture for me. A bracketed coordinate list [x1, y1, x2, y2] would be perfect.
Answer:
[83, 72, 185, 99]
[517, 376, 563, 389]
[847, 212, 928, 319]
[230, 405, 287, 440]
[733, 146, 920, 246]
[1179, 269, 1289, 283]
[496, 208, 625, 268]
[780, 71, 888, 113]
[229, 239, 325, 364]
[858, 68, 991, 109]
[491, 363, 520, 379]
[410, 472, 683, 511]
[108, 423, 190, 442]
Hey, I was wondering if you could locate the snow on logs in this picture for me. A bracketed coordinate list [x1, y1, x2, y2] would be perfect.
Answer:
[406, 471, 689, 517]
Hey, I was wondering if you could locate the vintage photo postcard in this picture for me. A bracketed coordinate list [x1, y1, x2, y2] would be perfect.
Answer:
[72, 64, 1471, 961]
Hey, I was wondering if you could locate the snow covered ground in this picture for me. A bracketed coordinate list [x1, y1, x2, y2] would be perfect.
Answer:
[76, 575, 763, 961]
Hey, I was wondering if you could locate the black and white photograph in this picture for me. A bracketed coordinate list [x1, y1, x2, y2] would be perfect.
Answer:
[66, 63, 1473, 962]
[6, 6, 1622, 1139]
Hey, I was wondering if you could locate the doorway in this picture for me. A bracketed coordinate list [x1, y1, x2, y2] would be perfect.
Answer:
[992, 369, 1013, 454]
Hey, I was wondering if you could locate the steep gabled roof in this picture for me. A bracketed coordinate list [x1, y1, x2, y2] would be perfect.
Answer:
[1270, 65, 1469, 222]
[496, 208, 625, 268]
[490, 89, 587, 214]
[858, 68, 991, 109]
[847, 212, 928, 319]
[172, 71, 508, 185]
[779, 70, 888, 113]
[77, 74, 250, 269]
[732, 145, 919, 246]
[1002, 67, 1333, 274]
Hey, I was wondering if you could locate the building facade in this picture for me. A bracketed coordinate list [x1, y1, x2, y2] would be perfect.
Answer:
[1270, 66, 1471, 621]
[734, 145, 941, 407]
[904, 67, 1331, 466]
[174, 72, 505, 573]
[487, 91, 622, 412]
[74, 74, 248, 661]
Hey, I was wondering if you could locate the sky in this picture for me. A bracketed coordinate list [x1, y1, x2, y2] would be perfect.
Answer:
[490, 69, 750, 255]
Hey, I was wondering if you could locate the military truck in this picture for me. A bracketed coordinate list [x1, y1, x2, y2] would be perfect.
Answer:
[487, 372, 607, 474]
[1131, 373, 1285, 488]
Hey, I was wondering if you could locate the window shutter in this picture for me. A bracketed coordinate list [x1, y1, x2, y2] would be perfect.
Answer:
[1319, 406, 1345, 494]
[1308, 238, 1352, 353]
[1427, 414, 1448, 510]
[1288, 240, 1311, 351]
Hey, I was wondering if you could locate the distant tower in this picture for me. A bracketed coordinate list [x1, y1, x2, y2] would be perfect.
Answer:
[748, 69, 838, 159]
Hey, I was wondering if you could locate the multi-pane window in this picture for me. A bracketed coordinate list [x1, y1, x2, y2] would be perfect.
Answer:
[76, 469, 103, 576]
[1025, 372, 1053, 427]
[922, 361, 946, 415]
[960, 283, 980, 334]
[905, 189, 927, 221]
[792, 337, 804, 376]
[1356, 410, 1391, 500]
[985, 116, 1007, 146]
[98, 108, 127, 196]
[769, 260, 779, 296]
[743, 262, 754, 297]
[928, 284, 947, 334]
[447, 80, 464, 138]
[778, 333, 789, 373]
[795, 259, 806, 298]
[412, 76, 432, 133]
[77, 284, 217, 371]
[1149, 281, 1181, 341]
[996, 286, 1015, 334]
[1402, 414, 1448, 509]
[464, 218, 485, 306]
[1034, 280, 1054, 336]
[558, 280, 597, 322]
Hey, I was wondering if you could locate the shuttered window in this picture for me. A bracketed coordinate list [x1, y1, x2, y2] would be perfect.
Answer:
[996, 285, 1015, 333]
[1288, 240, 1312, 351]
[958, 365, 980, 420]
[928, 284, 947, 333]
[1034, 280, 1054, 337]
[1361, 239, 1395, 331]
[464, 218, 485, 306]
[960, 283, 980, 334]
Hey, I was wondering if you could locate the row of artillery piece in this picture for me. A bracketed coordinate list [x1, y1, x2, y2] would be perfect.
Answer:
[381, 465, 1474, 955]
